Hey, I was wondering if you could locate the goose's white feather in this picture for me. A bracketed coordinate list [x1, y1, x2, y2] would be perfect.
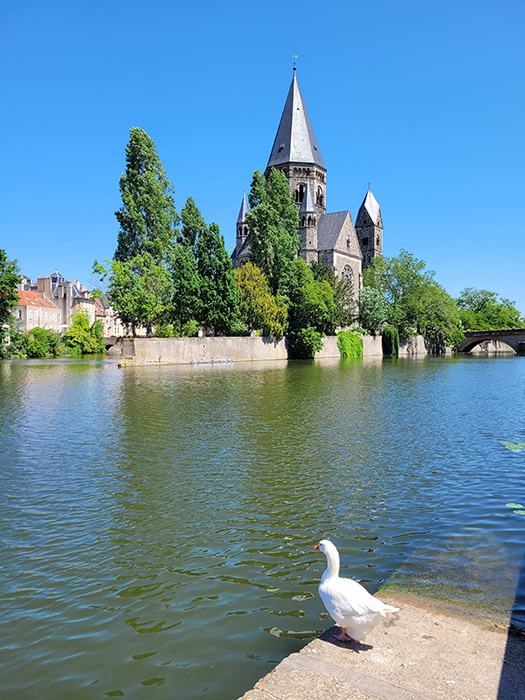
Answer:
[317, 539, 399, 641]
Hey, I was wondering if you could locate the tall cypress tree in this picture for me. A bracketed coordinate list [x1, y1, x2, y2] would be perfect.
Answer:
[115, 128, 179, 264]
[196, 221, 242, 336]
[245, 168, 299, 296]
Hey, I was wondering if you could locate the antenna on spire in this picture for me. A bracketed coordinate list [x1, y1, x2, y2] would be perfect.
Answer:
[292, 54, 298, 72]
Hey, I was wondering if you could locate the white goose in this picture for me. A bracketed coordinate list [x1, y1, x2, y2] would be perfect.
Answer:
[315, 539, 399, 642]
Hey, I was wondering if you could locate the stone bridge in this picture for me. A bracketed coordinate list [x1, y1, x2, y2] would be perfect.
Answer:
[457, 329, 525, 354]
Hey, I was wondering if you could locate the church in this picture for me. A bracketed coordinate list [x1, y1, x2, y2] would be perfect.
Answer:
[232, 69, 383, 293]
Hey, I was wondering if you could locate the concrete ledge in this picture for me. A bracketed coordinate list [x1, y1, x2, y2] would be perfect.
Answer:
[238, 595, 524, 700]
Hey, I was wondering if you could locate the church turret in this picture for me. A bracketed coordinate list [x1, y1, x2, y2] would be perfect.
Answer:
[265, 69, 327, 215]
[355, 188, 383, 269]
[232, 193, 250, 267]
[299, 183, 318, 264]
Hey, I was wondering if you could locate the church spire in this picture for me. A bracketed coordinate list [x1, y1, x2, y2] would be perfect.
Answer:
[266, 72, 325, 170]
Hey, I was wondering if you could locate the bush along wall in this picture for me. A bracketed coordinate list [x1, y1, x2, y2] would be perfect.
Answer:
[382, 325, 399, 357]
[337, 330, 363, 359]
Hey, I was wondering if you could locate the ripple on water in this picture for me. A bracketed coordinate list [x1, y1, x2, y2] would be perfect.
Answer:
[0, 357, 524, 698]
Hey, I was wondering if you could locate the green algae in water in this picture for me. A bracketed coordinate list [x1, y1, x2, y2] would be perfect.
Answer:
[505, 503, 523, 509]
[501, 441, 525, 453]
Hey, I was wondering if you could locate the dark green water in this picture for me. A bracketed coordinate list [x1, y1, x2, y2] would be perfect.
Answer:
[1, 355, 524, 699]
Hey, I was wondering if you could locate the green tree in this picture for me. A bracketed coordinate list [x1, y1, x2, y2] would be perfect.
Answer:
[310, 261, 356, 327]
[115, 128, 179, 264]
[26, 327, 61, 358]
[166, 242, 201, 335]
[180, 196, 207, 254]
[358, 286, 387, 333]
[456, 288, 522, 330]
[0, 249, 20, 354]
[93, 253, 170, 336]
[363, 250, 462, 346]
[196, 221, 243, 335]
[245, 169, 299, 295]
[62, 311, 106, 355]
[287, 259, 338, 358]
[235, 262, 288, 339]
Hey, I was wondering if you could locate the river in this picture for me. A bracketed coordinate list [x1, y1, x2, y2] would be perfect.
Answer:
[0, 355, 524, 699]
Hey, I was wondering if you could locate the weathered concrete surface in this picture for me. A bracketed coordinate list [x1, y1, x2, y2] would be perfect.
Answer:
[239, 595, 524, 700]
[115, 334, 445, 366]
[317, 334, 383, 358]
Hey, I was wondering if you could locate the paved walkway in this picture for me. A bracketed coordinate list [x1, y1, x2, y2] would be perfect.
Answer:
[239, 595, 524, 700]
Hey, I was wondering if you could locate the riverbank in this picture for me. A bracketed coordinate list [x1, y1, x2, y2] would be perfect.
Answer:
[239, 594, 524, 700]
[112, 333, 434, 366]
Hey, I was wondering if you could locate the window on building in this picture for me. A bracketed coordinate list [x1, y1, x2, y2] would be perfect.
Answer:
[342, 265, 353, 283]
[362, 236, 369, 246]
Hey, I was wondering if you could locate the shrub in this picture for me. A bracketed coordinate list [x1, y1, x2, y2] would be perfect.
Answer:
[288, 326, 323, 359]
[26, 328, 61, 358]
[382, 325, 399, 357]
[337, 330, 363, 359]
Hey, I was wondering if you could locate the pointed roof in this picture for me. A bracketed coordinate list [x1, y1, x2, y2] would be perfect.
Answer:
[356, 189, 382, 227]
[237, 193, 250, 223]
[267, 71, 325, 170]
[299, 183, 316, 213]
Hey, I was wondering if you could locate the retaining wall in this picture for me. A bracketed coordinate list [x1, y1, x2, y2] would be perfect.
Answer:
[117, 333, 434, 366]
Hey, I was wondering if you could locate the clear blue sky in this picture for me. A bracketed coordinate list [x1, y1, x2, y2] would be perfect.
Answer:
[2, 0, 524, 312]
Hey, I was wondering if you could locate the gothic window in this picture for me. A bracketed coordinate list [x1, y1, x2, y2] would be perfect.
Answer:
[298, 183, 305, 203]
[342, 265, 353, 284]
[307, 216, 312, 226]
[316, 187, 323, 206]
[362, 236, 369, 247]
[376, 236, 380, 246]
[244, 226, 248, 236]
[306, 169, 310, 177]
[346, 238, 350, 249]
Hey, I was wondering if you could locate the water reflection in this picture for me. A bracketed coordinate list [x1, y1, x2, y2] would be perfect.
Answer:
[0, 356, 524, 699]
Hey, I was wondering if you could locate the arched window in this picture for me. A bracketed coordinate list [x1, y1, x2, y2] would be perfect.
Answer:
[342, 265, 353, 284]
[307, 216, 312, 226]
[298, 183, 305, 203]
[316, 187, 323, 206]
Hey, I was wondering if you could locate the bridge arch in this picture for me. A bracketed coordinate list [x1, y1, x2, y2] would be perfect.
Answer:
[457, 330, 525, 354]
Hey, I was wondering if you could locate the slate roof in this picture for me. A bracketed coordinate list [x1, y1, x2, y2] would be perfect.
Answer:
[300, 183, 316, 214]
[267, 71, 325, 170]
[237, 194, 250, 223]
[317, 211, 349, 250]
[49, 269, 85, 298]
[356, 189, 381, 226]
[17, 290, 59, 309]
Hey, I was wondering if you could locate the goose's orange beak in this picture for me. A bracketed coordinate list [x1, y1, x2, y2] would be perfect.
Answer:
[314, 544, 319, 550]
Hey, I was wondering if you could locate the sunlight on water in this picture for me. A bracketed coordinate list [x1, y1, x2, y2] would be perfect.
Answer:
[0, 355, 524, 698]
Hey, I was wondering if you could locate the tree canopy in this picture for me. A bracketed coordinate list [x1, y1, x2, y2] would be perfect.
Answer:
[245, 169, 299, 295]
[456, 288, 523, 330]
[114, 127, 179, 264]
[235, 262, 287, 339]
[363, 250, 462, 347]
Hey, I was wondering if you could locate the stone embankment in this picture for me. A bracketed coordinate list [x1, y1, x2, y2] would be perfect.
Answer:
[112, 334, 432, 366]
[239, 595, 524, 700]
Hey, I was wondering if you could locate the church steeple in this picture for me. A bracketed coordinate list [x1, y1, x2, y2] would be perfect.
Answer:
[299, 182, 318, 264]
[355, 188, 383, 269]
[265, 71, 327, 215]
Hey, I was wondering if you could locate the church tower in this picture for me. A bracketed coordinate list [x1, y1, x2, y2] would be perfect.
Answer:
[299, 182, 318, 264]
[265, 69, 327, 216]
[355, 188, 383, 269]
[233, 193, 250, 266]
